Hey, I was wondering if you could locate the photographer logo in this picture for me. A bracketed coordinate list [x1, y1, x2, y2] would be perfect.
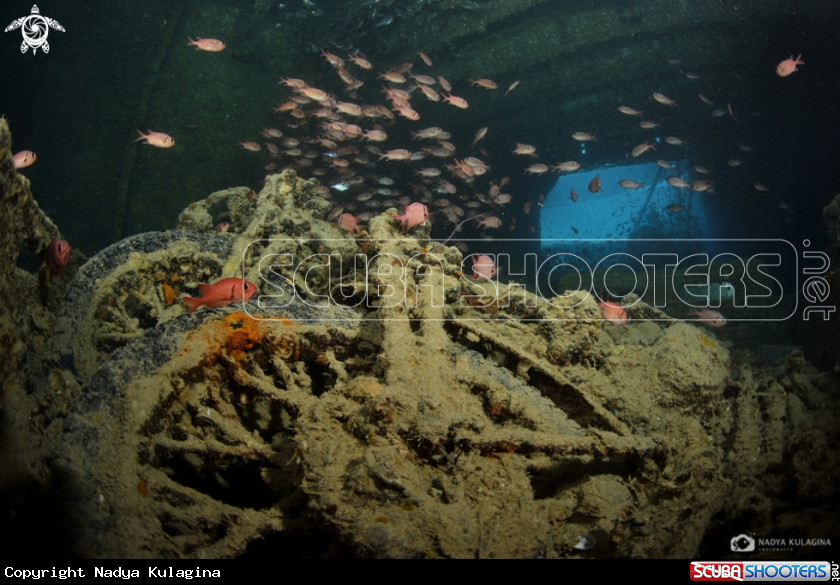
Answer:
[4, 5, 65, 55]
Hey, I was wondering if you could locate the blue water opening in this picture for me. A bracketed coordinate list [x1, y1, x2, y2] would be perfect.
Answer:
[539, 161, 722, 260]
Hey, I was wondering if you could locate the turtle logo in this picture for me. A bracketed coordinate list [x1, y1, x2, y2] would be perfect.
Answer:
[4, 5, 65, 55]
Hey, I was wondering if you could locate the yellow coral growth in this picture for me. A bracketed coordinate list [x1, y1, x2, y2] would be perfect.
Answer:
[699, 334, 716, 349]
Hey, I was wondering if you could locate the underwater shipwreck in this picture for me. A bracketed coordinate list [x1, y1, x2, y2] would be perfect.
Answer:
[2, 117, 839, 559]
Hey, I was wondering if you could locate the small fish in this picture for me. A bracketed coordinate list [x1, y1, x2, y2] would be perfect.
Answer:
[320, 48, 344, 68]
[182, 278, 258, 313]
[410, 72, 436, 85]
[639, 121, 660, 129]
[666, 204, 685, 212]
[588, 175, 601, 193]
[652, 92, 677, 106]
[690, 179, 713, 192]
[471, 255, 496, 280]
[619, 179, 645, 190]
[618, 106, 643, 116]
[442, 93, 469, 108]
[187, 37, 225, 52]
[475, 216, 503, 229]
[727, 159, 743, 167]
[135, 130, 175, 148]
[469, 78, 498, 90]
[12, 150, 37, 169]
[326, 206, 345, 222]
[631, 142, 656, 157]
[472, 126, 488, 147]
[416, 50, 433, 66]
[727, 103, 738, 122]
[551, 161, 581, 172]
[375, 15, 393, 26]
[570, 226, 579, 234]
[570, 188, 578, 202]
[411, 127, 443, 139]
[348, 53, 372, 69]
[712, 109, 727, 117]
[684, 72, 700, 79]
[379, 148, 412, 161]
[738, 144, 754, 152]
[665, 136, 688, 145]
[392, 106, 420, 120]
[656, 160, 674, 170]
[392, 202, 429, 230]
[378, 71, 406, 84]
[599, 298, 628, 326]
[776, 54, 804, 77]
[754, 183, 770, 192]
[667, 177, 690, 189]
[524, 164, 549, 175]
[46, 238, 71, 279]
[237, 140, 261, 152]
[571, 132, 597, 142]
[698, 94, 714, 106]
[512, 143, 537, 157]
[505, 80, 520, 96]
[362, 129, 388, 142]
[338, 213, 364, 234]
[438, 179, 456, 195]
[689, 309, 726, 327]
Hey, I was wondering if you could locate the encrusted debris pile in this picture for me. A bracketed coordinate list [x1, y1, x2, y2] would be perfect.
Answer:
[1, 119, 838, 557]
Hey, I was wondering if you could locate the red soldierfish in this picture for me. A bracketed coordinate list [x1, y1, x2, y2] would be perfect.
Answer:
[776, 54, 804, 77]
[338, 213, 364, 234]
[187, 37, 226, 52]
[689, 309, 726, 327]
[598, 299, 628, 325]
[182, 278, 257, 313]
[392, 202, 429, 230]
[46, 238, 71, 279]
[472, 255, 497, 280]
[135, 130, 175, 148]
[12, 150, 37, 169]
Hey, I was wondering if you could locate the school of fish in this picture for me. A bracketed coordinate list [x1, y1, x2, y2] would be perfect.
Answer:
[14, 35, 805, 323]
